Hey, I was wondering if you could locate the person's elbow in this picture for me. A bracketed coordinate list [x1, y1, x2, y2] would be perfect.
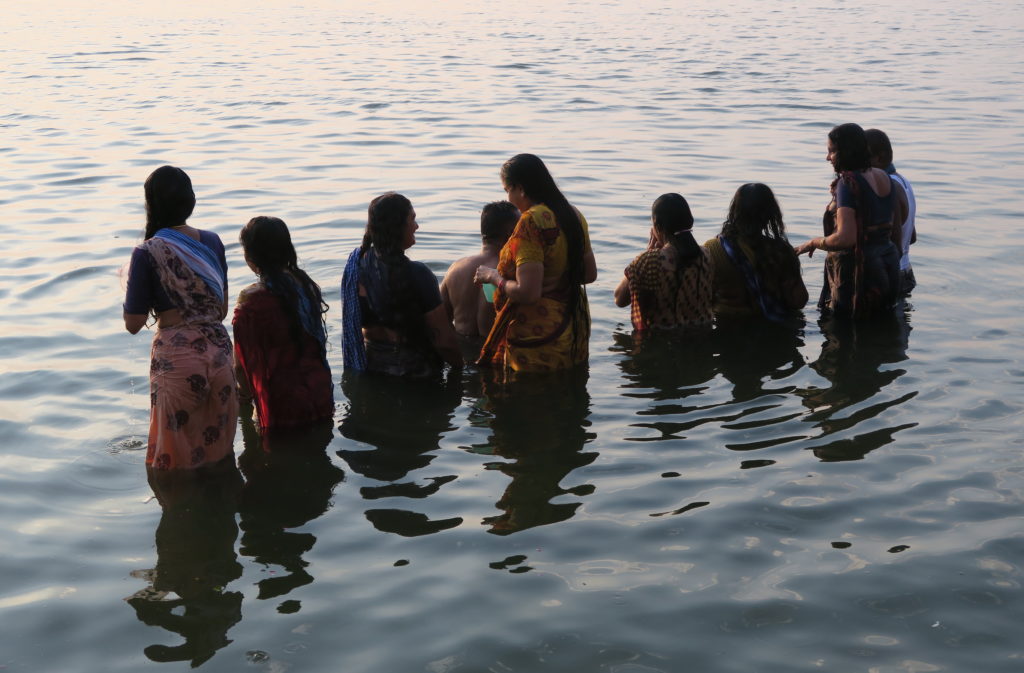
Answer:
[124, 312, 147, 335]
[583, 253, 598, 284]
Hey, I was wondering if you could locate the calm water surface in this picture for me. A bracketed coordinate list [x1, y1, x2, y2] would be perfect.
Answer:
[2, 1, 1023, 671]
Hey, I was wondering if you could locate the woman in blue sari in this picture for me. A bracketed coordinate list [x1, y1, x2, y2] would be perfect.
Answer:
[123, 166, 238, 470]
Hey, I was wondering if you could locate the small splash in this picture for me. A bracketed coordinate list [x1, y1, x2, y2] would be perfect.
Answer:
[246, 650, 270, 664]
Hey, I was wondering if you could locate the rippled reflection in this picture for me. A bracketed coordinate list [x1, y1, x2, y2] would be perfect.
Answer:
[237, 414, 342, 612]
[126, 459, 243, 667]
[799, 311, 917, 461]
[338, 371, 463, 536]
[477, 368, 597, 535]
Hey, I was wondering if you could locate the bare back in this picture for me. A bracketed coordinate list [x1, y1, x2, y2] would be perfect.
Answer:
[441, 250, 498, 337]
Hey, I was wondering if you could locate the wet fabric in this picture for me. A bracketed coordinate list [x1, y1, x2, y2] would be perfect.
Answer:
[233, 283, 333, 431]
[622, 246, 713, 331]
[341, 247, 367, 372]
[134, 231, 238, 469]
[124, 230, 227, 314]
[821, 171, 901, 317]
[479, 204, 591, 372]
[714, 235, 791, 322]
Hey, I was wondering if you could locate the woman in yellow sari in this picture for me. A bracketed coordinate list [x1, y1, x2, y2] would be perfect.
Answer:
[474, 154, 598, 373]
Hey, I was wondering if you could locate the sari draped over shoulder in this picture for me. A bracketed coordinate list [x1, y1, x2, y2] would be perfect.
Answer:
[478, 204, 591, 373]
[140, 228, 237, 470]
[716, 234, 789, 322]
[821, 172, 900, 318]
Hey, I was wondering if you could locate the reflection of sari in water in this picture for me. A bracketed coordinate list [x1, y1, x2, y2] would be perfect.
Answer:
[131, 229, 238, 469]
[800, 312, 916, 462]
[127, 460, 243, 666]
[480, 370, 597, 535]
[338, 371, 464, 537]
[479, 205, 591, 373]
[237, 416, 343, 605]
[233, 279, 333, 431]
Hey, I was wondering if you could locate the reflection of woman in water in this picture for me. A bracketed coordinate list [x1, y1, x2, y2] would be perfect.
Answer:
[126, 462, 243, 666]
[800, 313, 915, 461]
[480, 371, 597, 535]
[338, 371, 464, 537]
[237, 413, 343, 606]
[234, 216, 333, 431]
[122, 166, 237, 470]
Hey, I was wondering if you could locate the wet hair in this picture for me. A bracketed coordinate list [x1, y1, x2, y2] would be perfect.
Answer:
[480, 200, 519, 245]
[719, 183, 793, 296]
[500, 154, 588, 352]
[721, 183, 787, 243]
[144, 165, 196, 239]
[652, 193, 702, 280]
[827, 123, 872, 173]
[359, 192, 425, 339]
[864, 128, 894, 167]
[240, 216, 328, 353]
[361, 192, 412, 256]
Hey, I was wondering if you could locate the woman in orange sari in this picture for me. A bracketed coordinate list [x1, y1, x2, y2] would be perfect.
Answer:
[474, 154, 598, 373]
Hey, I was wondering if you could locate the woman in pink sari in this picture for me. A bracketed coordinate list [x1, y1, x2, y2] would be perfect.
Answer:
[123, 166, 238, 470]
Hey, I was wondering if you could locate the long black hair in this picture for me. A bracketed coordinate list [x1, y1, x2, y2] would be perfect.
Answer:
[240, 216, 328, 354]
[828, 123, 872, 173]
[652, 193, 702, 284]
[359, 192, 427, 339]
[144, 166, 195, 240]
[720, 183, 793, 291]
[501, 154, 589, 350]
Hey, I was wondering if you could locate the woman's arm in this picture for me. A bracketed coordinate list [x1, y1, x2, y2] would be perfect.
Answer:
[423, 304, 464, 368]
[614, 274, 631, 307]
[475, 262, 543, 305]
[583, 249, 598, 284]
[124, 312, 148, 334]
[794, 206, 857, 257]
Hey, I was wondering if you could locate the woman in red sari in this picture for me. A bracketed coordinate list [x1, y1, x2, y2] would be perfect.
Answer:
[233, 216, 333, 432]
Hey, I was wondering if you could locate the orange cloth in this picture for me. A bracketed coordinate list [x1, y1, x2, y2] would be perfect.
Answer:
[479, 204, 591, 373]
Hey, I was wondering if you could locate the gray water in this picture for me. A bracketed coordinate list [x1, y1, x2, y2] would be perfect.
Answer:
[2, 1, 1023, 671]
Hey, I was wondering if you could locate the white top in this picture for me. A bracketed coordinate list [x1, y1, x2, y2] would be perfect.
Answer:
[890, 171, 916, 271]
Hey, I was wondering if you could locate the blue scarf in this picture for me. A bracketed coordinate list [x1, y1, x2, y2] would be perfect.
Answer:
[341, 247, 367, 372]
[265, 272, 329, 368]
[154, 227, 225, 305]
[717, 234, 787, 323]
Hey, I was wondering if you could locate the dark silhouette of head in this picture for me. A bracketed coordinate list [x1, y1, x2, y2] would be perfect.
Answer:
[144, 166, 196, 239]
[362, 192, 413, 256]
[652, 193, 702, 273]
[828, 123, 871, 173]
[240, 216, 298, 275]
[722, 183, 787, 242]
[480, 200, 519, 247]
[864, 128, 894, 169]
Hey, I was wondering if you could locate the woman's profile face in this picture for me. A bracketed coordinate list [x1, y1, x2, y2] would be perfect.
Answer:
[826, 138, 838, 171]
[503, 182, 530, 212]
[401, 208, 418, 249]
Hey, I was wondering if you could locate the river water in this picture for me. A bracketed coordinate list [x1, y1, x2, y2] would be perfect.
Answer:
[2, 1, 1023, 671]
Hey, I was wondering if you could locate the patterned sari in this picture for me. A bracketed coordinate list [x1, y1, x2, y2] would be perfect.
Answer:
[478, 204, 591, 373]
[140, 229, 238, 470]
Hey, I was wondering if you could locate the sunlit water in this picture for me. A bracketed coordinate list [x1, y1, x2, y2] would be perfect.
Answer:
[2, 1, 1023, 671]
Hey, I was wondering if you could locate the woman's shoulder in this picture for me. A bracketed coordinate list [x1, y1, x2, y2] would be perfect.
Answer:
[525, 204, 558, 229]
[236, 282, 270, 307]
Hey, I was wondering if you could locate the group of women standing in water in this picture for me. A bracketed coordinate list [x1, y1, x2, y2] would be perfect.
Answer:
[123, 122, 914, 472]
